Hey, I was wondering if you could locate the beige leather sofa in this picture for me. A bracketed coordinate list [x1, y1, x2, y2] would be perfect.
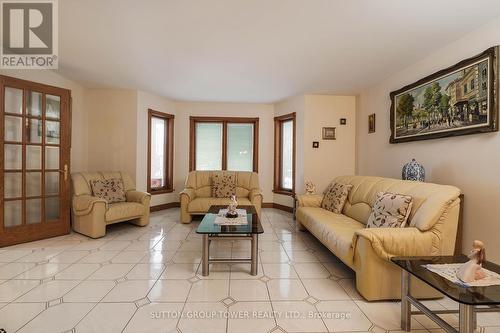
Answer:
[71, 172, 151, 238]
[180, 171, 262, 223]
[296, 175, 461, 301]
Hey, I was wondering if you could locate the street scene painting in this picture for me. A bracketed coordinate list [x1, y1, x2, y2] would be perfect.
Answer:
[390, 47, 498, 143]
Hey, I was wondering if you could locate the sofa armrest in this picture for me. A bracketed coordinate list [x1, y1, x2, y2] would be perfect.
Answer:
[72, 195, 107, 216]
[180, 188, 196, 202]
[126, 190, 151, 205]
[296, 194, 323, 208]
[354, 227, 437, 261]
[249, 188, 263, 202]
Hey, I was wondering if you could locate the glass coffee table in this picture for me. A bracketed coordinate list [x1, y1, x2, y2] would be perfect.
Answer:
[392, 256, 500, 333]
[196, 205, 264, 276]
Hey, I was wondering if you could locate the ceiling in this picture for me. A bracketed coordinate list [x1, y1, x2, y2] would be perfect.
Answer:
[58, 0, 500, 103]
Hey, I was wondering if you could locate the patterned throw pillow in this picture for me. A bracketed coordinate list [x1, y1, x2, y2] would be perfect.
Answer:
[321, 183, 353, 214]
[366, 192, 413, 228]
[90, 178, 126, 203]
[212, 173, 236, 198]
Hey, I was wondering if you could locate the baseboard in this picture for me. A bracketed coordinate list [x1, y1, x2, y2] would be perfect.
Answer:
[152, 201, 293, 213]
[150, 202, 180, 212]
[262, 202, 293, 213]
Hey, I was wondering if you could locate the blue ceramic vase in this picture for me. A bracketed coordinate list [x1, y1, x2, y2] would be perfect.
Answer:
[402, 158, 425, 182]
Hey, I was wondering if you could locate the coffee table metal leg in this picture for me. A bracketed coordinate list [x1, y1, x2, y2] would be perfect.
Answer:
[401, 269, 411, 332]
[202, 234, 209, 276]
[251, 234, 258, 276]
[459, 303, 474, 333]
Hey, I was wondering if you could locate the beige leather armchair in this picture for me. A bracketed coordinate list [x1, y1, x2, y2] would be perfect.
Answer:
[180, 171, 262, 223]
[71, 172, 151, 238]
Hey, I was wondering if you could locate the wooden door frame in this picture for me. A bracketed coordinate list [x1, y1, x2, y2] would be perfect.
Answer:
[0, 75, 71, 247]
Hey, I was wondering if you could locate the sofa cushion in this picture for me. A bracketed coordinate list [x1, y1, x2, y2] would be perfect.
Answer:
[188, 197, 252, 213]
[212, 173, 236, 198]
[366, 192, 413, 228]
[105, 202, 144, 222]
[90, 178, 126, 203]
[296, 207, 364, 267]
[321, 183, 352, 214]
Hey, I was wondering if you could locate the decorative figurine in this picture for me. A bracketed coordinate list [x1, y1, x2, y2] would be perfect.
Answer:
[225, 195, 239, 218]
[305, 181, 316, 195]
[457, 240, 486, 283]
[402, 158, 425, 182]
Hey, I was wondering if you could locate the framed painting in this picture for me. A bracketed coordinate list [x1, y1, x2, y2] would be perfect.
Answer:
[322, 127, 336, 140]
[368, 113, 376, 133]
[390, 46, 499, 143]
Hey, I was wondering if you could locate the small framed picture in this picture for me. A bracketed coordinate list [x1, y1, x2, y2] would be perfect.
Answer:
[368, 114, 376, 133]
[322, 127, 336, 140]
[340, 118, 347, 125]
[312, 141, 319, 148]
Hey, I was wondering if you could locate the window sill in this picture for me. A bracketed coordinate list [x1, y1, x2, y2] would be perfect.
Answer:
[150, 188, 175, 195]
[273, 189, 295, 197]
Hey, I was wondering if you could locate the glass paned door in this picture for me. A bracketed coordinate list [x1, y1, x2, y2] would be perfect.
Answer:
[1, 76, 71, 247]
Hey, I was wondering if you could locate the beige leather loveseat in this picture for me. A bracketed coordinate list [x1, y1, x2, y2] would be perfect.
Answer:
[71, 172, 151, 238]
[296, 175, 461, 301]
[180, 171, 262, 223]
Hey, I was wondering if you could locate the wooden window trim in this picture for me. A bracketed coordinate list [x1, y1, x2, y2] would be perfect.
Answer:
[273, 112, 296, 196]
[189, 116, 259, 172]
[147, 109, 174, 195]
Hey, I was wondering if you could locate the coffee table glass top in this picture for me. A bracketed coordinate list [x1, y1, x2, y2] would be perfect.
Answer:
[196, 205, 264, 235]
[392, 256, 500, 305]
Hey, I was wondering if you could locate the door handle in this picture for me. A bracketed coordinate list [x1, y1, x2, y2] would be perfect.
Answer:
[58, 164, 68, 181]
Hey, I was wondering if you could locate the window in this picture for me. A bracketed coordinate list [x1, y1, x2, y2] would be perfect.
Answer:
[464, 84, 468, 94]
[148, 109, 174, 194]
[189, 117, 259, 172]
[274, 113, 295, 195]
[470, 79, 475, 90]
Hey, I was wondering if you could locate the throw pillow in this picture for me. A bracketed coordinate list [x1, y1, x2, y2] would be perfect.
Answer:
[321, 183, 353, 214]
[90, 178, 126, 203]
[366, 192, 413, 228]
[212, 173, 236, 198]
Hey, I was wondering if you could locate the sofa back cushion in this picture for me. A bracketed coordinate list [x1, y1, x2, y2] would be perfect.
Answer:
[333, 175, 460, 231]
[185, 171, 259, 198]
[72, 171, 135, 196]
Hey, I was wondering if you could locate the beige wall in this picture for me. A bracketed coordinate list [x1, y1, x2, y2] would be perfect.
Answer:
[82, 92, 277, 207]
[85, 89, 138, 179]
[0, 69, 88, 172]
[0, 71, 356, 211]
[274, 94, 357, 207]
[174, 102, 275, 204]
[304, 95, 356, 193]
[356, 17, 500, 261]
